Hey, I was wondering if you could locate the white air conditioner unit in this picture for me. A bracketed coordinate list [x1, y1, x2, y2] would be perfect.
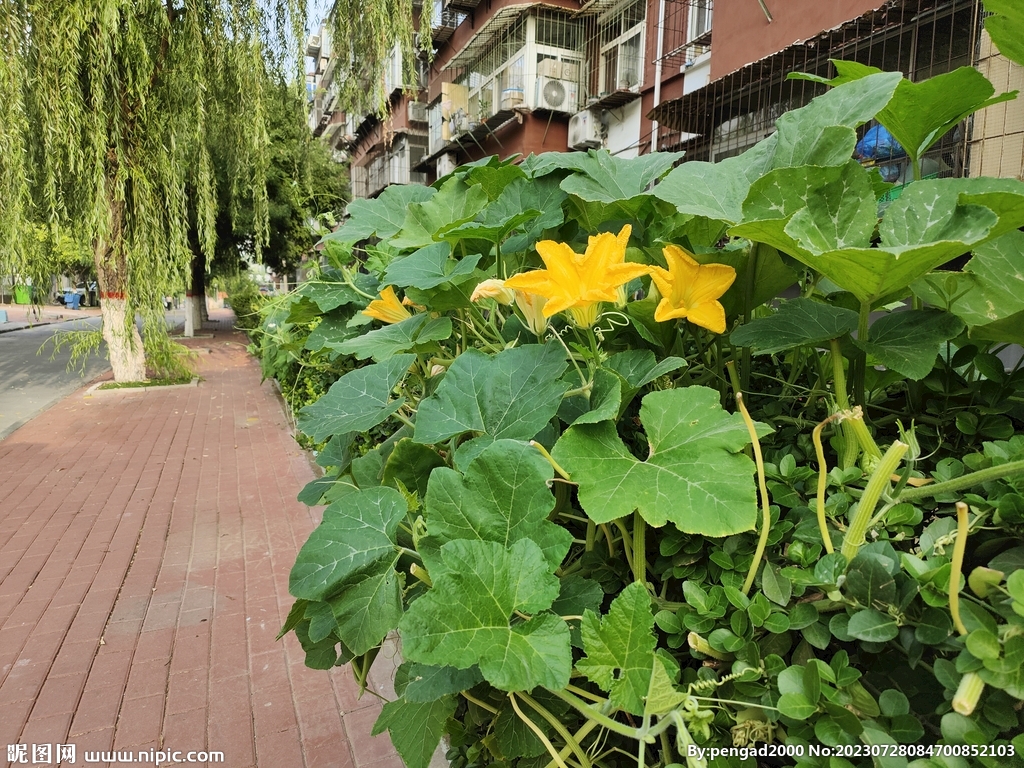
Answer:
[437, 152, 458, 178]
[568, 110, 602, 150]
[535, 77, 577, 114]
[306, 35, 321, 57]
[408, 101, 428, 123]
[538, 58, 561, 78]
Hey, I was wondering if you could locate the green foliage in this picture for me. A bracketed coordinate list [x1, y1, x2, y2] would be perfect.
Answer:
[224, 274, 264, 334]
[263, 66, 1024, 768]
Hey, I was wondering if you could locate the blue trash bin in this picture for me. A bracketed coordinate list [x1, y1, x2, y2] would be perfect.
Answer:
[65, 292, 81, 310]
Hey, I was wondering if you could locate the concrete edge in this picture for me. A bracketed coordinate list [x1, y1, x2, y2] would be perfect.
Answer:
[84, 376, 200, 397]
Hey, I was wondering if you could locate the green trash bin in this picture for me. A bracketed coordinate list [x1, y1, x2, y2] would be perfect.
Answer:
[13, 285, 31, 304]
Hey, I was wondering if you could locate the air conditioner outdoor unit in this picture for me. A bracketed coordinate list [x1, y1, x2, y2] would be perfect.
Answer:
[305, 35, 321, 57]
[408, 101, 428, 123]
[535, 77, 577, 114]
[568, 110, 602, 150]
[538, 58, 561, 78]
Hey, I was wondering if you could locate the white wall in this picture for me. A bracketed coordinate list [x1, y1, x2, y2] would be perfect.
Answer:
[604, 99, 643, 158]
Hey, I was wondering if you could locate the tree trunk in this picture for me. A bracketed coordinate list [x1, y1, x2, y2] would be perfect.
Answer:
[184, 245, 206, 337]
[94, 199, 146, 382]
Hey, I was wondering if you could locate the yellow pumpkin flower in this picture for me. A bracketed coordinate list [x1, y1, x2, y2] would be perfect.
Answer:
[470, 278, 516, 306]
[504, 224, 651, 327]
[649, 245, 736, 334]
[362, 285, 413, 324]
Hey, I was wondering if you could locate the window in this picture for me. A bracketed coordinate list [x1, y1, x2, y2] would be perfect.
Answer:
[687, 0, 712, 44]
[599, 0, 645, 93]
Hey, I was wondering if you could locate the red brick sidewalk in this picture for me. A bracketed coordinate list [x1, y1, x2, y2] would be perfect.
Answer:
[0, 310, 401, 768]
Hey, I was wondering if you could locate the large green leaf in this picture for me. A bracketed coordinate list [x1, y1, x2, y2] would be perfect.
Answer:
[328, 566, 403, 655]
[730, 298, 858, 354]
[565, 368, 623, 426]
[399, 539, 571, 691]
[372, 695, 456, 768]
[288, 486, 405, 601]
[381, 438, 446, 498]
[986, 0, 1024, 68]
[391, 178, 490, 250]
[652, 154, 757, 224]
[736, 176, 1024, 304]
[559, 150, 682, 211]
[605, 350, 687, 391]
[912, 230, 1024, 343]
[304, 313, 361, 353]
[879, 67, 1017, 164]
[296, 354, 415, 442]
[292, 269, 379, 313]
[552, 387, 769, 536]
[327, 185, 437, 244]
[739, 160, 878, 252]
[397, 663, 485, 702]
[794, 60, 1018, 164]
[414, 343, 569, 444]
[656, 73, 900, 226]
[441, 176, 567, 247]
[338, 314, 452, 362]
[764, 72, 903, 171]
[853, 309, 965, 380]
[424, 439, 573, 570]
[383, 242, 482, 290]
[577, 582, 656, 715]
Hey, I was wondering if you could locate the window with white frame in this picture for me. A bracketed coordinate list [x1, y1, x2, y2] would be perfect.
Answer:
[687, 0, 712, 43]
[599, 0, 645, 93]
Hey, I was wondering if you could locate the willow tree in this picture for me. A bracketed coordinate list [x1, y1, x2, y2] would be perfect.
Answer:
[0, 1, 304, 380]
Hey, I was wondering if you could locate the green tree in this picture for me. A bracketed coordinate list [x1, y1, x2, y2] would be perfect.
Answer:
[0, 1, 303, 380]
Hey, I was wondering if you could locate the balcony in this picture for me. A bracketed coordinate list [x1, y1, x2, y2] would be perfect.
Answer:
[351, 136, 430, 199]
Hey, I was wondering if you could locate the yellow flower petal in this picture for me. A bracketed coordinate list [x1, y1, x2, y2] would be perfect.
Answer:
[362, 285, 413, 324]
[651, 244, 736, 334]
[506, 226, 651, 324]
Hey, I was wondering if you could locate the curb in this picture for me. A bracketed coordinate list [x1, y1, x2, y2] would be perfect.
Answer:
[83, 377, 200, 397]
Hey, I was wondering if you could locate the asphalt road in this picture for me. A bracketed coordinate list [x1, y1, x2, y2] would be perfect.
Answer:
[0, 317, 110, 440]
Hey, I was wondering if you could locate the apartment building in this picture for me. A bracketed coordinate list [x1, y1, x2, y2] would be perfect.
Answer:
[310, 0, 1022, 201]
[651, 0, 1024, 183]
[308, 0, 711, 197]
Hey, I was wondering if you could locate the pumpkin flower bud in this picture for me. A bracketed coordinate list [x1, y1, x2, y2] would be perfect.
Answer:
[952, 671, 984, 715]
[430, 364, 445, 377]
[470, 279, 516, 305]
[513, 290, 549, 336]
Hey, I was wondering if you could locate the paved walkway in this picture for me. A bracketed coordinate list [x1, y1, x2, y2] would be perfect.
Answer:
[0, 304, 103, 335]
[0, 310, 401, 768]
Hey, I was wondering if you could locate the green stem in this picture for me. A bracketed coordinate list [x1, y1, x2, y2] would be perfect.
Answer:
[736, 392, 771, 596]
[508, 694, 569, 768]
[613, 518, 635, 576]
[547, 688, 640, 740]
[841, 441, 909, 559]
[898, 459, 1024, 502]
[858, 301, 871, 345]
[632, 510, 646, 585]
[830, 339, 859, 470]
[740, 243, 760, 392]
[530, 440, 571, 481]
[519, 693, 593, 768]
[813, 414, 839, 554]
[950, 501, 969, 637]
[585, 518, 596, 553]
